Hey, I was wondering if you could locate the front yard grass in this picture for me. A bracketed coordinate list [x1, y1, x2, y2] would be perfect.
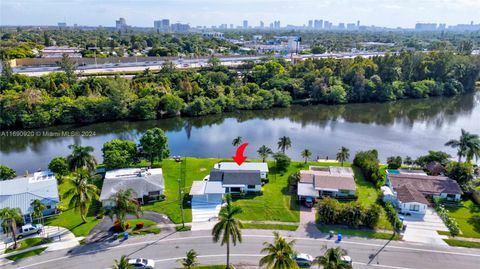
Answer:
[6, 247, 48, 261]
[241, 223, 298, 231]
[43, 178, 103, 237]
[317, 225, 400, 240]
[4, 237, 51, 254]
[443, 239, 480, 248]
[445, 199, 480, 239]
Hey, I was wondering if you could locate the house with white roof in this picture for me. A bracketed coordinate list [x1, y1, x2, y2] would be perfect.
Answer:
[0, 170, 59, 223]
[100, 168, 164, 207]
[213, 162, 269, 179]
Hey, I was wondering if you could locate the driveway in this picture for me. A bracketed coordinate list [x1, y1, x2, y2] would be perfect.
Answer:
[402, 208, 448, 246]
[297, 205, 317, 232]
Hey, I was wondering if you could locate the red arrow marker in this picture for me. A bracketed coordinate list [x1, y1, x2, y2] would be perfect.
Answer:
[232, 143, 248, 166]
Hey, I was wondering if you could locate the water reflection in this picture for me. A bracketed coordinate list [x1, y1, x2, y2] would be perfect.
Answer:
[1, 92, 478, 173]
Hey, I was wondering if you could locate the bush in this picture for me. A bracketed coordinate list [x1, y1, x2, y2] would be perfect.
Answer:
[317, 197, 380, 228]
[273, 152, 291, 173]
[434, 201, 460, 236]
[353, 150, 385, 187]
[384, 202, 403, 231]
[135, 222, 144, 230]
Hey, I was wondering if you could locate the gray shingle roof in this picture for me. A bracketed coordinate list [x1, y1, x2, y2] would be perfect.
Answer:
[209, 169, 261, 186]
[100, 168, 164, 201]
[389, 174, 463, 195]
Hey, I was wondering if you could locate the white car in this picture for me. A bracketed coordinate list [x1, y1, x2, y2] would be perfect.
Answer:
[17, 224, 43, 239]
[341, 255, 353, 265]
[128, 258, 155, 269]
[294, 253, 314, 268]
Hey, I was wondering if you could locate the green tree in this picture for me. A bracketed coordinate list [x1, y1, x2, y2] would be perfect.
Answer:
[177, 249, 199, 269]
[0, 208, 23, 249]
[30, 199, 46, 224]
[57, 53, 77, 83]
[277, 136, 292, 153]
[363, 204, 382, 228]
[403, 156, 413, 168]
[64, 169, 99, 223]
[415, 151, 451, 167]
[208, 56, 222, 69]
[259, 231, 299, 269]
[336, 147, 350, 166]
[232, 136, 243, 147]
[111, 255, 133, 269]
[301, 149, 312, 163]
[257, 145, 273, 162]
[273, 152, 291, 173]
[212, 194, 243, 269]
[445, 162, 475, 192]
[66, 144, 98, 172]
[139, 128, 170, 166]
[48, 156, 69, 181]
[0, 165, 16, 180]
[312, 247, 351, 269]
[386, 156, 402, 169]
[384, 202, 402, 232]
[106, 189, 143, 231]
[445, 129, 480, 163]
[102, 139, 138, 169]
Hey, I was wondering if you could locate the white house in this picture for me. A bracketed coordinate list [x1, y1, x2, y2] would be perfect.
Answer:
[100, 168, 164, 207]
[213, 162, 269, 179]
[0, 170, 59, 224]
[297, 166, 357, 200]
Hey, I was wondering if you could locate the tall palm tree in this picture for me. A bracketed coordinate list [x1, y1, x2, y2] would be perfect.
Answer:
[106, 189, 143, 231]
[177, 249, 199, 269]
[67, 144, 97, 172]
[277, 136, 292, 154]
[64, 169, 99, 223]
[212, 194, 243, 269]
[112, 255, 133, 269]
[259, 231, 299, 269]
[30, 199, 46, 224]
[336, 147, 350, 167]
[312, 247, 351, 269]
[258, 145, 273, 162]
[232, 136, 243, 147]
[0, 207, 23, 249]
[445, 129, 480, 163]
[301, 149, 312, 164]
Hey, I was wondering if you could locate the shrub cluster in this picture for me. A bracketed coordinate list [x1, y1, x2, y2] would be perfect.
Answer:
[353, 149, 385, 187]
[434, 201, 460, 236]
[317, 197, 382, 228]
[384, 202, 403, 231]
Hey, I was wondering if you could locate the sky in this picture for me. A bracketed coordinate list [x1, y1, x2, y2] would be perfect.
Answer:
[1, 0, 479, 28]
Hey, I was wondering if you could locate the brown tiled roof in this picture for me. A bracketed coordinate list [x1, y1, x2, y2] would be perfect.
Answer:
[300, 169, 356, 191]
[389, 174, 462, 195]
[396, 184, 429, 204]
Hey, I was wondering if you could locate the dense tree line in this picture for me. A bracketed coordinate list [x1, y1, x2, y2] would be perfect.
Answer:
[1, 51, 479, 129]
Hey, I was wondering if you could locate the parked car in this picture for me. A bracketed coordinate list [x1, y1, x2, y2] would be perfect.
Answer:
[128, 258, 155, 269]
[341, 255, 352, 265]
[294, 253, 314, 268]
[17, 224, 43, 239]
[305, 197, 314, 208]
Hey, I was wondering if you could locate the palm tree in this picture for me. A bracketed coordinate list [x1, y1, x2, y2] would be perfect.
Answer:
[67, 144, 97, 172]
[445, 129, 480, 163]
[177, 249, 199, 269]
[112, 255, 133, 269]
[64, 169, 99, 223]
[212, 194, 243, 269]
[301, 149, 312, 164]
[277, 136, 292, 154]
[0, 207, 23, 249]
[312, 247, 351, 269]
[258, 145, 273, 162]
[106, 189, 143, 231]
[403, 156, 413, 169]
[259, 231, 299, 269]
[336, 147, 350, 167]
[30, 199, 46, 224]
[232, 136, 243, 147]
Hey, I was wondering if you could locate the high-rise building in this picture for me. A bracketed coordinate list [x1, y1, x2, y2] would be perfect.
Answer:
[323, 21, 332, 30]
[347, 23, 356, 30]
[58, 22, 67, 29]
[274, 20, 281, 28]
[115, 17, 127, 31]
[308, 20, 313, 28]
[338, 23, 345, 30]
[243, 20, 248, 29]
[438, 23, 446, 31]
[314, 19, 323, 29]
[260, 21, 264, 28]
[154, 19, 170, 32]
[230, 24, 234, 29]
[357, 20, 360, 28]
[171, 23, 190, 32]
[415, 23, 437, 31]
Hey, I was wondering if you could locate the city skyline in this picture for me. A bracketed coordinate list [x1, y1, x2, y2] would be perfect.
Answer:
[1, 0, 480, 28]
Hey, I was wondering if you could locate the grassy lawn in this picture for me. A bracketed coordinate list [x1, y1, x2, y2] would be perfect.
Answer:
[144, 158, 222, 223]
[126, 219, 156, 228]
[176, 225, 192, 232]
[6, 247, 48, 261]
[446, 199, 480, 238]
[44, 178, 103, 237]
[443, 239, 480, 248]
[241, 223, 298, 231]
[4, 237, 51, 254]
[118, 220, 160, 239]
[317, 225, 400, 240]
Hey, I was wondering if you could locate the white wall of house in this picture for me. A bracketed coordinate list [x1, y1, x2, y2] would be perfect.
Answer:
[399, 202, 427, 214]
[438, 193, 461, 201]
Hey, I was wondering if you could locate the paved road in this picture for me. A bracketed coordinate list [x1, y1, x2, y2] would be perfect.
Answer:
[13, 52, 386, 77]
[2, 229, 479, 269]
